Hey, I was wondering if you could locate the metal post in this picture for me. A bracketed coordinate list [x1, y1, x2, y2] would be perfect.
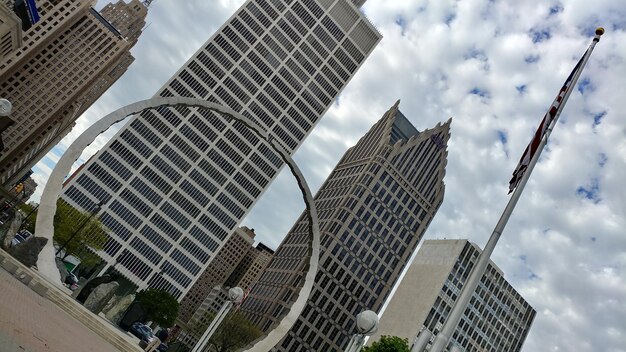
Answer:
[191, 301, 233, 352]
[345, 310, 379, 352]
[411, 329, 432, 352]
[429, 30, 603, 352]
[191, 287, 243, 352]
[344, 334, 365, 352]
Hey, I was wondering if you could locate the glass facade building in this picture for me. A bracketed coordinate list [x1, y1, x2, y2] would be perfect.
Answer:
[240, 101, 451, 351]
[61, 0, 381, 298]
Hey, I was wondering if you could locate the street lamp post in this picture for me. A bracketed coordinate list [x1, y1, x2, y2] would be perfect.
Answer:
[345, 310, 379, 352]
[191, 287, 244, 352]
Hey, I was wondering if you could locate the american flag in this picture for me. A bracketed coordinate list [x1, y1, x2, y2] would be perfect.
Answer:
[508, 50, 588, 193]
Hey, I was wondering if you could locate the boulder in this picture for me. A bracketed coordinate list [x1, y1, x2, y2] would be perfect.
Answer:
[8, 237, 47, 268]
[104, 294, 136, 324]
[84, 281, 119, 314]
[1, 212, 23, 249]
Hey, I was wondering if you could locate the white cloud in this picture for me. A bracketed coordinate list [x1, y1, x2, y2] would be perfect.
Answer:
[28, 0, 626, 350]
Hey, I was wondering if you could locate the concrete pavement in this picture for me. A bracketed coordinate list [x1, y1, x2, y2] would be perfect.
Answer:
[0, 268, 123, 352]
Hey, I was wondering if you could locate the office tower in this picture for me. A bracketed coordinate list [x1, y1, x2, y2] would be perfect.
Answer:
[241, 101, 451, 351]
[0, 2, 23, 59]
[0, 0, 147, 187]
[369, 240, 536, 352]
[178, 238, 274, 349]
[228, 241, 274, 293]
[177, 226, 256, 325]
[61, 0, 381, 298]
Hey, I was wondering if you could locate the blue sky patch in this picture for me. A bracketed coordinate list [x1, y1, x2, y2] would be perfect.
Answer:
[549, 4, 563, 16]
[497, 130, 508, 145]
[578, 77, 594, 94]
[445, 13, 456, 26]
[470, 87, 489, 98]
[464, 48, 487, 61]
[530, 28, 551, 43]
[395, 15, 406, 34]
[598, 153, 608, 167]
[576, 178, 601, 203]
[524, 55, 540, 64]
[592, 111, 606, 129]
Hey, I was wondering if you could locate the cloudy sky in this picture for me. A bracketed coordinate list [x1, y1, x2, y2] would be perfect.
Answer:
[29, 0, 626, 350]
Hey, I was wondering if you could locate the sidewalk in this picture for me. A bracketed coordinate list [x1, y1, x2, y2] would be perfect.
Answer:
[0, 268, 124, 352]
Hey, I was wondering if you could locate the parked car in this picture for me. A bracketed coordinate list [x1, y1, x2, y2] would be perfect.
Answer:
[19, 229, 33, 238]
[157, 342, 168, 352]
[11, 230, 32, 247]
[129, 322, 155, 343]
[64, 272, 78, 286]
[10, 236, 22, 247]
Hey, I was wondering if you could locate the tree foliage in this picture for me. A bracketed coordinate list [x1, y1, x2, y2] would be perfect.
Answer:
[362, 335, 411, 352]
[188, 310, 262, 352]
[54, 200, 108, 261]
[17, 202, 37, 233]
[137, 288, 180, 327]
[20, 200, 108, 262]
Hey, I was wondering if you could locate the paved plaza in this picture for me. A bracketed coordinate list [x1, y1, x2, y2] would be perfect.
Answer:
[0, 268, 122, 352]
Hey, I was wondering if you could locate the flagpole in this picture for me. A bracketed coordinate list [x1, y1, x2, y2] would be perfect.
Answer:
[428, 28, 604, 352]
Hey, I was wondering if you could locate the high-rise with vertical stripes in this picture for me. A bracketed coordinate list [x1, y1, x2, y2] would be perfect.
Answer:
[61, 0, 381, 299]
[240, 101, 451, 351]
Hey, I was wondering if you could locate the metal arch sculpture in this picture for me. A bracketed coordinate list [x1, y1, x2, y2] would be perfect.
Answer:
[34, 97, 321, 351]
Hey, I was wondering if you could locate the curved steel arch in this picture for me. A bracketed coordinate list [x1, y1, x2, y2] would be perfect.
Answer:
[35, 97, 320, 351]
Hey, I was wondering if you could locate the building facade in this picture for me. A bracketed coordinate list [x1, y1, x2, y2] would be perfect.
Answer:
[0, 2, 22, 59]
[369, 239, 536, 352]
[0, 0, 147, 187]
[61, 0, 381, 298]
[178, 234, 274, 350]
[177, 226, 256, 325]
[241, 101, 451, 351]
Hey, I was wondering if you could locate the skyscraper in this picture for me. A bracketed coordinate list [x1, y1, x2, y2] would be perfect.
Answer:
[368, 239, 536, 352]
[177, 233, 274, 350]
[241, 101, 451, 351]
[61, 0, 381, 298]
[177, 226, 256, 325]
[0, 0, 147, 187]
[0, 2, 22, 59]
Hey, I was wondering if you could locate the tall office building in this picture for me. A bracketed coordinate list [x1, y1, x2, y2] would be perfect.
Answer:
[241, 101, 451, 351]
[178, 237, 274, 350]
[369, 240, 536, 352]
[0, 2, 22, 59]
[61, 0, 381, 298]
[177, 226, 256, 325]
[0, 0, 147, 187]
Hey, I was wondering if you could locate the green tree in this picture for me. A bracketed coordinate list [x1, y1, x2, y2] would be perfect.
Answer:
[54, 200, 108, 260]
[187, 311, 262, 352]
[16, 200, 108, 264]
[136, 288, 180, 327]
[362, 335, 410, 352]
[17, 202, 37, 233]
